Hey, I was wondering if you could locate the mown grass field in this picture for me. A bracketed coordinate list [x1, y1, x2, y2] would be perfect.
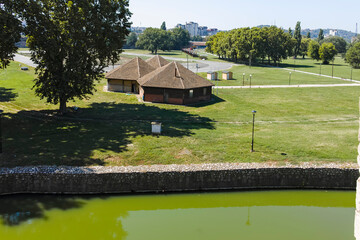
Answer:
[198, 64, 354, 86]
[281, 56, 360, 81]
[0, 62, 359, 167]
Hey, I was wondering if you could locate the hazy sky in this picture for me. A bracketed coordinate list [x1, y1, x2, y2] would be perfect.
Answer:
[129, 0, 360, 32]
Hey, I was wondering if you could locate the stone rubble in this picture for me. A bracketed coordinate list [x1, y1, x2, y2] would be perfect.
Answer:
[0, 162, 358, 175]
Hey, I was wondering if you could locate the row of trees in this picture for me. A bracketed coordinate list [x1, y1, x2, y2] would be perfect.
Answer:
[1, 0, 131, 114]
[135, 26, 190, 53]
[206, 26, 295, 64]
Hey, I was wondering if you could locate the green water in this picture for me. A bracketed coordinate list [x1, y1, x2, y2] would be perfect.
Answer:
[0, 190, 355, 240]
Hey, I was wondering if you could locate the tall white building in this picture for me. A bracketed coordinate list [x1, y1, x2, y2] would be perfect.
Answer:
[186, 22, 199, 37]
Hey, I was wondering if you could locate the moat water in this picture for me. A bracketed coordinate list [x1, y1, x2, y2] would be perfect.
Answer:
[0, 190, 355, 240]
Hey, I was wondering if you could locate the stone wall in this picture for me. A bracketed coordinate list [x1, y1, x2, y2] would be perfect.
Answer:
[0, 164, 358, 195]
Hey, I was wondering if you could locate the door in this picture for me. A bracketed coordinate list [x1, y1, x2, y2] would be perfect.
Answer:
[164, 91, 169, 103]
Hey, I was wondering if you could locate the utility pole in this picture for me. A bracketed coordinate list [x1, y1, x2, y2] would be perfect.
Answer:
[251, 110, 257, 152]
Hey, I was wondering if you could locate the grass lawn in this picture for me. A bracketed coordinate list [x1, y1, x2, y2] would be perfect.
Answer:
[280, 56, 360, 81]
[0, 62, 359, 167]
[198, 64, 353, 86]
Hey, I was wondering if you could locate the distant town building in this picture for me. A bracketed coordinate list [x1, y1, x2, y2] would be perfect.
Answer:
[207, 28, 219, 36]
[185, 22, 199, 37]
[198, 26, 208, 36]
[175, 22, 219, 37]
[175, 24, 185, 29]
[325, 29, 338, 38]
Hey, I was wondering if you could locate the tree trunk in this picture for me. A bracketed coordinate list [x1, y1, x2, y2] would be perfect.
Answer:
[59, 98, 67, 115]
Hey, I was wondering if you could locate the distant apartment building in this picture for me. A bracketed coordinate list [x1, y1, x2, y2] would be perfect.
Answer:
[198, 26, 208, 36]
[175, 24, 185, 29]
[185, 22, 199, 37]
[207, 28, 219, 36]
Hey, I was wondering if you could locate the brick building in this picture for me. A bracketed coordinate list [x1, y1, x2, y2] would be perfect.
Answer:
[105, 56, 213, 105]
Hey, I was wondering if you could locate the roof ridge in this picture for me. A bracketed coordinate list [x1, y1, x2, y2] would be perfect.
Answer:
[174, 62, 185, 89]
[136, 57, 141, 79]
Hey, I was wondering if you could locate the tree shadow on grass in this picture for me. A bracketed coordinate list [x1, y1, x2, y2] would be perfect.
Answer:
[1, 102, 215, 167]
[0, 88, 18, 102]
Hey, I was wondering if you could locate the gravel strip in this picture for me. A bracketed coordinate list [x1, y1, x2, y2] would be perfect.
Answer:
[0, 162, 358, 175]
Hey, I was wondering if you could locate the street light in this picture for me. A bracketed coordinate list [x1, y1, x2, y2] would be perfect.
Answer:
[319, 63, 322, 76]
[249, 74, 252, 88]
[243, 73, 245, 86]
[251, 110, 257, 153]
[289, 72, 292, 85]
[332, 60, 334, 78]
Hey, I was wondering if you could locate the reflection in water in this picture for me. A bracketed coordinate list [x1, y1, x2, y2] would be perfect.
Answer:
[0, 191, 355, 240]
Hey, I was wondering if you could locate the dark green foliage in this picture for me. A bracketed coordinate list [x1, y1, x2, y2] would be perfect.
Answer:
[136, 28, 172, 54]
[320, 36, 347, 54]
[160, 21, 166, 31]
[191, 35, 203, 41]
[288, 28, 292, 37]
[319, 43, 337, 64]
[170, 27, 190, 50]
[294, 21, 302, 58]
[318, 29, 324, 42]
[307, 32, 311, 39]
[206, 26, 293, 64]
[11, 0, 131, 114]
[307, 40, 320, 61]
[345, 42, 360, 68]
[0, 4, 22, 69]
[124, 32, 138, 49]
[300, 38, 311, 58]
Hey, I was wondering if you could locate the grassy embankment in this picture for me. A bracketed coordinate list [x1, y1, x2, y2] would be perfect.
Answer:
[0, 62, 359, 167]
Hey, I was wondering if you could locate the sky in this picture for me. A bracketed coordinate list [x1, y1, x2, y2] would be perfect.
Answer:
[129, 0, 360, 32]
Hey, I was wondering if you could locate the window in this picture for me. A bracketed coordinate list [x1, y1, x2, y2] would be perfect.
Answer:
[203, 88, 207, 96]
[189, 89, 194, 98]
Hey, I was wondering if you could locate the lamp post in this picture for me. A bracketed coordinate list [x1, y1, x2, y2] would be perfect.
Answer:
[251, 110, 257, 153]
[243, 73, 245, 86]
[332, 60, 334, 78]
[249, 74, 252, 88]
[294, 58, 296, 71]
[319, 63, 322, 76]
[351, 67, 353, 81]
[289, 72, 292, 85]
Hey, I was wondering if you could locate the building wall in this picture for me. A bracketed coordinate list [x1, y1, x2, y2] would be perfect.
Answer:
[107, 79, 139, 93]
[183, 87, 212, 104]
[186, 22, 199, 37]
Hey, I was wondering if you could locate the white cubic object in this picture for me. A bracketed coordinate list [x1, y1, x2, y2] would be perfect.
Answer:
[151, 122, 162, 135]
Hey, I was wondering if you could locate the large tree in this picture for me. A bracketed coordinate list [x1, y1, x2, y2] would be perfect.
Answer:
[318, 29, 324, 42]
[136, 28, 172, 54]
[124, 32, 138, 49]
[160, 21, 166, 31]
[293, 21, 302, 58]
[345, 42, 360, 69]
[319, 43, 337, 64]
[0, 5, 22, 69]
[170, 27, 190, 50]
[9, 0, 131, 114]
[320, 36, 347, 54]
[300, 38, 311, 59]
[307, 40, 320, 61]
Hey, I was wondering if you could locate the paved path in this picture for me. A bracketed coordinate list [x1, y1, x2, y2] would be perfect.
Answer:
[17, 51, 236, 73]
[214, 83, 360, 89]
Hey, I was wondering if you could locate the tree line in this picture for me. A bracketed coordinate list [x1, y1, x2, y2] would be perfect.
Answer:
[133, 22, 190, 54]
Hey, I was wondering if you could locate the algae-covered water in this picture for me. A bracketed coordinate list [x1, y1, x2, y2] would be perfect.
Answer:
[0, 191, 355, 240]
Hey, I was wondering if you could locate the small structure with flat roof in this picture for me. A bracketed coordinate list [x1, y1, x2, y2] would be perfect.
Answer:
[222, 71, 233, 80]
[207, 71, 217, 81]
